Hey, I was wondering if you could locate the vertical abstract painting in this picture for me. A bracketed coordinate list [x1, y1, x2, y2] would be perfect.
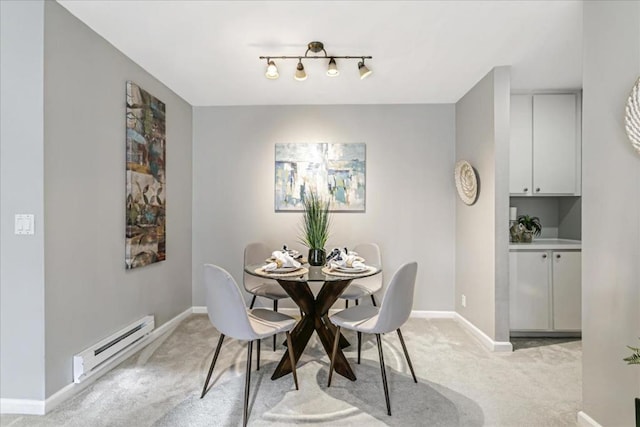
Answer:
[125, 82, 166, 269]
[275, 143, 365, 211]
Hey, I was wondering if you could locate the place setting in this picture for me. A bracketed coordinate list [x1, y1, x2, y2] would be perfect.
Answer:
[322, 248, 375, 276]
[254, 245, 309, 278]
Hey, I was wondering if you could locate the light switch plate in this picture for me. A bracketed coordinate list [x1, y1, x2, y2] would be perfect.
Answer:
[15, 214, 35, 235]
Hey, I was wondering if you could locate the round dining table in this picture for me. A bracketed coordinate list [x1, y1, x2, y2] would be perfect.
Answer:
[244, 263, 381, 382]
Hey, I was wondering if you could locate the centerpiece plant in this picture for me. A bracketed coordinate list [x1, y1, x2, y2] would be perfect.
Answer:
[624, 340, 640, 426]
[299, 190, 331, 266]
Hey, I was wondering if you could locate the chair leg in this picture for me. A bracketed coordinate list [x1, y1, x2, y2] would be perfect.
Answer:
[327, 326, 341, 387]
[355, 299, 359, 306]
[375, 334, 391, 416]
[256, 339, 260, 371]
[273, 300, 278, 351]
[243, 341, 253, 427]
[371, 294, 377, 307]
[201, 334, 225, 399]
[357, 332, 362, 364]
[285, 331, 299, 390]
[249, 295, 257, 309]
[345, 300, 349, 308]
[397, 328, 417, 383]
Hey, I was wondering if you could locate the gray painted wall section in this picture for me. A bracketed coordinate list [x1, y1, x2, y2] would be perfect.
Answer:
[455, 67, 511, 342]
[582, 2, 640, 426]
[0, 0, 46, 401]
[192, 104, 456, 311]
[493, 67, 511, 343]
[41, 2, 193, 397]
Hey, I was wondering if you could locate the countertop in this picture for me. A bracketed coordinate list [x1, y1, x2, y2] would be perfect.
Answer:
[509, 238, 582, 250]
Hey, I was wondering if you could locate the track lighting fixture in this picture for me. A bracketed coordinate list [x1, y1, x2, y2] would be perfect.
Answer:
[260, 41, 372, 80]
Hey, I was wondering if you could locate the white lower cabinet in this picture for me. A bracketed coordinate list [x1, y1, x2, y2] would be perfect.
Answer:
[509, 250, 581, 332]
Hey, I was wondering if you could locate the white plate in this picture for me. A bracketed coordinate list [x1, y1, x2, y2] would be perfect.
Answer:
[334, 265, 368, 273]
[267, 266, 301, 273]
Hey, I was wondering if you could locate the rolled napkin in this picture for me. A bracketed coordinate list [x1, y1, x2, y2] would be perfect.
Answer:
[263, 250, 302, 271]
[328, 250, 366, 270]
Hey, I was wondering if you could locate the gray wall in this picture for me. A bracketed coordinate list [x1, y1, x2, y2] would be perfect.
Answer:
[0, 0, 46, 401]
[1, 1, 193, 400]
[42, 1, 193, 396]
[455, 67, 511, 342]
[192, 105, 456, 311]
[582, 2, 640, 426]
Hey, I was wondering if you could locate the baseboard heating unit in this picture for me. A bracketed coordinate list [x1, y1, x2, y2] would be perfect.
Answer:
[73, 315, 154, 383]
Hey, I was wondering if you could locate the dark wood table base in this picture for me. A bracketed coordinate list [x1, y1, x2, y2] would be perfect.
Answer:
[271, 278, 356, 381]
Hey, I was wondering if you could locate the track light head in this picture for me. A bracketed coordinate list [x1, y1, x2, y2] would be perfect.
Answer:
[327, 58, 339, 77]
[294, 60, 307, 81]
[358, 60, 372, 80]
[265, 60, 279, 79]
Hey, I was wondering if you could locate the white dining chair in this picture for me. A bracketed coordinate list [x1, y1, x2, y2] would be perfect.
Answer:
[340, 243, 383, 307]
[339, 242, 383, 363]
[201, 264, 299, 427]
[243, 242, 293, 351]
[327, 262, 418, 416]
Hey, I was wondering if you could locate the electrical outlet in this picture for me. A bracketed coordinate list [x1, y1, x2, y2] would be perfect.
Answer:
[461, 294, 466, 308]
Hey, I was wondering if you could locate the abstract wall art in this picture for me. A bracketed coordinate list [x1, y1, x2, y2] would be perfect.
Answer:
[275, 143, 366, 212]
[125, 81, 166, 269]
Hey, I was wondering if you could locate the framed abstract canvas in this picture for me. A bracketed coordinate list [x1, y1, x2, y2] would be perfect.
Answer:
[125, 82, 166, 269]
[275, 143, 365, 212]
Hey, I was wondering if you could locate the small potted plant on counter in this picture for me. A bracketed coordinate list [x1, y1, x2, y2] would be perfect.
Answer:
[299, 190, 331, 266]
[510, 215, 542, 243]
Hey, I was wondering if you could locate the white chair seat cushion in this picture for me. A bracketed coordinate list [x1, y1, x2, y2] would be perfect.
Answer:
[249, 282, 290, 300]
[340, 282, 374, 300]
[248, 308, 296, 338]
[329, 305, 381, 333]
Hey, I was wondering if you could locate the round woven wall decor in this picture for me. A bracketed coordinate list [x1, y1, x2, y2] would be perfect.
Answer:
[454, 160, 478, 205]
[625, 77, 640, 155]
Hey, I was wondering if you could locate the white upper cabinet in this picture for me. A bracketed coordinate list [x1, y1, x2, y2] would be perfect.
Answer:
[509, 93, 581, 196]
[510, 95, 533, 195]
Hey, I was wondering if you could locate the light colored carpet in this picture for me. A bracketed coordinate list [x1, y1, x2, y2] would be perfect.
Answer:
[1, 315, 581, 426]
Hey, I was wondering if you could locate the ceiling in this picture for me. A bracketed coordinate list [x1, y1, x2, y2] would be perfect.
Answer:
[56, 0, 583, 106]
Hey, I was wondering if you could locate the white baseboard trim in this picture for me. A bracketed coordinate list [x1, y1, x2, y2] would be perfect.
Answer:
[192, 306, 207, 314]
[577, 411, 603, 427]
[411, 310, 456, 319]
[0, 398, 45, 416]
[0, 307, 193, 416]
[454, 313, 513, 352]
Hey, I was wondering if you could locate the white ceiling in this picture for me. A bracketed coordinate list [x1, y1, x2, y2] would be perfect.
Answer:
[56, 0, 583, 106]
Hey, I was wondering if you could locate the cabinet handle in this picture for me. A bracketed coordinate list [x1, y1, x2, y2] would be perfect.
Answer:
[542, 254, 547, 259]
[556, 254, 561, 259]
[523, 187, 528, 193]
[535, 187, 541, 192]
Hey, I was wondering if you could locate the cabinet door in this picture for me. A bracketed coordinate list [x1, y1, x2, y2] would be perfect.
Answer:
[552, 251, 581, 330]
[510, 95, 533, 195]
[509, 251, 551, 330]
[532, 94, 578, 195]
